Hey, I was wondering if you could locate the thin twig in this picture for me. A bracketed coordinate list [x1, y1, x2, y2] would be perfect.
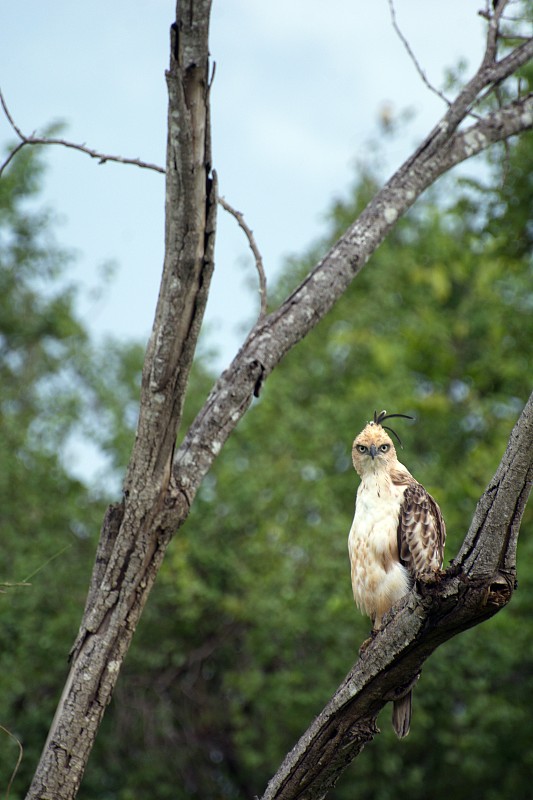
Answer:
[0, 88, 26, 139]
[21, 544, 72, 583]
[0, 88, 165, 177]
[0, 582, 31, 594]
[0, 724, 23, 800]
[219, 196, 268, 318]
[0, 140, 26, 175]
[0, 544, 72, 592]
[387, 0, 451, 108]
[492, 84, 513, 187]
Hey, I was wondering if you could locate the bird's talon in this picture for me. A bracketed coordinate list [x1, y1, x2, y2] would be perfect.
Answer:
[358, 629, 378, 655]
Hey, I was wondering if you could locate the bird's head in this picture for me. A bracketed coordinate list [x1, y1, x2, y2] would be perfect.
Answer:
[351, 410, 413, 476]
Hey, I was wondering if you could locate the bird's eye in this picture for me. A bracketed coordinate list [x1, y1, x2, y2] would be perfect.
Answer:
[379, 444, 390, 452]
[357, 445, 367, 453]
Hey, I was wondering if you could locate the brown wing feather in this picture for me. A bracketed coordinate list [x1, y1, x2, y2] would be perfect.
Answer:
[397, 482, 446, 577]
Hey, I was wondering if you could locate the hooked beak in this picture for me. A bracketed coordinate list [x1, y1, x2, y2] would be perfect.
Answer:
[369, 444, 377, 460]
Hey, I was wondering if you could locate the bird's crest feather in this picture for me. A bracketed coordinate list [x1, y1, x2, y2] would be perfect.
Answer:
[371, 409, 414, 448]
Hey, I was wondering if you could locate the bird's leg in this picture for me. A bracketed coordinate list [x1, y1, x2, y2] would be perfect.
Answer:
[416, 566, 445, 588]
[358, 634, 374, 654]
[358, 619, 380, 655]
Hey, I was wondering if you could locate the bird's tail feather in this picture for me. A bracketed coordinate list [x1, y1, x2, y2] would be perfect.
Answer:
[392, 690, 412, 738]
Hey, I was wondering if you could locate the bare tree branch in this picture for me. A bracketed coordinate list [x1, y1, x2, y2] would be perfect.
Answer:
[0, 138, 26, 176]
[0, 724, 24, 800]
[0, 87, 165, 177]
[438, 92, 532, 169]
[218, 195, 268, 318]
[484, 0, 509, 64]
[387, 0, 452, 108]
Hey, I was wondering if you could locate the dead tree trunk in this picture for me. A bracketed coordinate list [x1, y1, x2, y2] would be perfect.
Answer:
[26, 2, 216, 797]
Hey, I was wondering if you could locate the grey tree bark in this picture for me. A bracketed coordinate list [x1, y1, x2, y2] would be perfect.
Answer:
[25, 2, 533, 798]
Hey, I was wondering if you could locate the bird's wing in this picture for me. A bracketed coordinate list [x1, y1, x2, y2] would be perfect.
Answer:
[396, 482, 446, 577]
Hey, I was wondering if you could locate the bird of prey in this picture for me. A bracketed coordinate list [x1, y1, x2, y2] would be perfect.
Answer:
[348, 410, 446, 738]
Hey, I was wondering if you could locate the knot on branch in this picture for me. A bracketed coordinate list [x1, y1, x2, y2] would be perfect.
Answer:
[340, 717, 380, 749]
[486, 570, 516, 609]
[250, 358, 267, 398]
[164, 476, 193, 518]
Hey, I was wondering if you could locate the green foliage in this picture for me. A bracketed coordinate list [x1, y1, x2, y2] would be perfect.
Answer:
[0, 148, 100, 794]
[0, 147, 145, 796]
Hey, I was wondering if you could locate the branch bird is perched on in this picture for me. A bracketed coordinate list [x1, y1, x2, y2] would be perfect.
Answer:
[348, 410, 446, 738]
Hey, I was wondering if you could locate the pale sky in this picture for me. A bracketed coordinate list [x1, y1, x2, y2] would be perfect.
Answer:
[0, 1, 486, 371]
